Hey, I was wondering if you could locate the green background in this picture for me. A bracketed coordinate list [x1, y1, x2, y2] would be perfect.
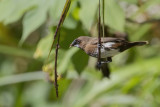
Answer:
[0, 0, 160, 107]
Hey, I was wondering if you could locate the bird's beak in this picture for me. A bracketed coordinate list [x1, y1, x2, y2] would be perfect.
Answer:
[69, 44, 72, 48]
[69, 40, 76, 48]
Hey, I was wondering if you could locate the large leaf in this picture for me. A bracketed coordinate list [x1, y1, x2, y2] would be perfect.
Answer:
[105, 0, 125, 32]
[0, 0, 39, 24]
[49, 0, 66, 23]
[20, 0, 52, 45]
[47, 0, 71, 61]
[72, 49, 89, 74]
[0, 45, 33, 58]
[79, 0, 99, 31]
[79, 0, 125, 32]
[0, 0, 52, 45]
[34, 32, 53, 59]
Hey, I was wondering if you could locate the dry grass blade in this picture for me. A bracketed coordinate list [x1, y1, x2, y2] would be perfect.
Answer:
[46, 0, 72, 97]
[47, 0, 71, 62]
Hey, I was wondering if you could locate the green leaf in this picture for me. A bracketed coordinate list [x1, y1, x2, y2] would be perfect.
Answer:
[49, 0, 66, 23]
[0, 0, 39, 24]
[60, 23, 86, 49]
[47, 0, 71, 61]
[34, 32, 53, 59]
[0, 0, 14, 22]
[72, 57, 160, 107]
[79, 0, 125, 32]
[20, 0, 51, 45]
[0, 71, 43, 86]
[20, 8, 46, 45]
[120, 0, 138, 4]
[0, 45, 33, 58]
[63, 15, 77, 29]
[58, 48, 79, 74]
[131, 24, 151, 41]
[79, 0, 99, 31]
[105, 0, 125, 32]
[96, 95, 137, 105]
[72, 49, 89, 74]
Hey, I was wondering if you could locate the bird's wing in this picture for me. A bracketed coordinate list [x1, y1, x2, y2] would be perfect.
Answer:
[90, 37, 126, 45]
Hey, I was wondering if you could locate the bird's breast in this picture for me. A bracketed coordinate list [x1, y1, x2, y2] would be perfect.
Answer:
[99, 48, 120, 58]
[101, 42, 120, 58]
[85, 42, 120, 58]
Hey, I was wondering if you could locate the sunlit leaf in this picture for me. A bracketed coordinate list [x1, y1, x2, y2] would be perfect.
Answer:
[0, 45, 33, 58]
[20, 0, 52, 45]
[49, 0, 66, 23]
[0, 0, 39, 24]
[79, 0, 99, 31]
[105, 0, 125, 32]
[120, 0, 138, 4]
[34, 32, 53, 59]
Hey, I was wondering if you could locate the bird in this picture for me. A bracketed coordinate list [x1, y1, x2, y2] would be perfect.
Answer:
[70, 36, 148, 65]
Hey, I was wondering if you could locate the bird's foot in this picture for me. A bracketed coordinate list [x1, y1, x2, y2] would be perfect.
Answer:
[101, 60, 111, 64]
[97, 57, 112, 68]
[97, 61, 102, 68]
[97, 61, 110, 68]
[97, 44, 105, 48]
[97, 44, 101, 48]
[106, 57, 112, 63]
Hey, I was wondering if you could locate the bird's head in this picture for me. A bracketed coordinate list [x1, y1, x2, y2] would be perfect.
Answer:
[70, 39, 82, 48]
[70, 36, 90, 48]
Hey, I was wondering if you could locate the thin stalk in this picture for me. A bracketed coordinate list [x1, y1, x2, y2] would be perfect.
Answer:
[54, 32, 60, 98]
[102, 0, 105, 38]
[98, 0, 102, 67]
[47, 0, 71, 98]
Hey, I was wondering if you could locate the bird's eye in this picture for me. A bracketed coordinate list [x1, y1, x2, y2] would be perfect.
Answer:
[76, 40, 81, 44]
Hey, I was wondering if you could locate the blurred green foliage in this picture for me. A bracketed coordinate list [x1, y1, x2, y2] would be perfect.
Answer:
[0, 0, 160, 107]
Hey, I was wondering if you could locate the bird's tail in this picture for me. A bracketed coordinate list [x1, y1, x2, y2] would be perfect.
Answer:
[120, 41, 148, 52]
[129, 41, 148, 46]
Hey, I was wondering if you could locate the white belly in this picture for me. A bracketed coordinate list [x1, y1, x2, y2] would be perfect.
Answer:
[100, 48, 120, 58]
[95, 42, 120, 58]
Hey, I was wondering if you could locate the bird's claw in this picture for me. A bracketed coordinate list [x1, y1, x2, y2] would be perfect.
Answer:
[97, 61, 102, 68]
[97, 44, 105, 48]
[101, 61, 111, 64]
[97, 60, 111, 68]
[97, 44, 101, 48]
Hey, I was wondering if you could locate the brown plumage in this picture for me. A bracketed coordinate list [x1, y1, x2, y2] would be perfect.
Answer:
[70, 36, 148, 59]
[70, 36, 148, 77]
